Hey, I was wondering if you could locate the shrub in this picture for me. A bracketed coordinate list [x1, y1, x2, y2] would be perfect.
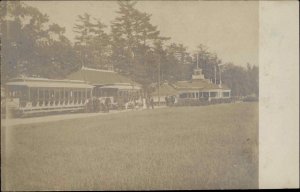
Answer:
[243, 96, 258, 102]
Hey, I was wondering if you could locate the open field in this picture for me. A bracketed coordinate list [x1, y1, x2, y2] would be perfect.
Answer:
[1, 102, 258, 190]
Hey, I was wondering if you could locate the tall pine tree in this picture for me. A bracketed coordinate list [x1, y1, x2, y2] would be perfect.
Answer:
[111, 0, 169, 89]
[73, 13, 110, 69]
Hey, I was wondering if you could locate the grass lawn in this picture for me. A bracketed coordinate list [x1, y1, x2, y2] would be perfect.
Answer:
[1, 102, 258, 190]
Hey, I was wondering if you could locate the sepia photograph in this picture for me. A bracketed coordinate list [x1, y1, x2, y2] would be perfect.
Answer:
[0, 0, 298, 190]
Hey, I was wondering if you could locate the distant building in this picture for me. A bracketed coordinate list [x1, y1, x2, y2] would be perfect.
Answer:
[1, 86, 5, 99]
[152, 67, 231, 104]
[151, 82, 179, 105]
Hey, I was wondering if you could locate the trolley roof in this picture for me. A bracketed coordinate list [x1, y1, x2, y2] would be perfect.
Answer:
[100, 84, 141, 90]
[6, 77, 94, 89]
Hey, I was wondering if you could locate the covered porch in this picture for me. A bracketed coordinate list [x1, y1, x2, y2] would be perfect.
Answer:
[178, 89, 231, 101]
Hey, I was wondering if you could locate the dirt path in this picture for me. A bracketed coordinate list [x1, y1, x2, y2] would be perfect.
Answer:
[1, 106, 166, 127]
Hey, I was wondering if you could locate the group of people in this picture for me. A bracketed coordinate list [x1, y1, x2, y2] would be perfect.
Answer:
[145, 97, 154, 109]
[86, 97, 111, 113]
[165, 95, 176, 106]
[86, 95, 171, 113]
[124, 98, 143, 110]
[124, 96, 155, 110]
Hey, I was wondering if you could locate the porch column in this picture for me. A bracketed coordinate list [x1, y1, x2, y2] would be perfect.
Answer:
[37, 88, 39, 101]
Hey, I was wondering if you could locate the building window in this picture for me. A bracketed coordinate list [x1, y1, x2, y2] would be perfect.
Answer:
[60, 89, 64, 100]
[203, 92, 209, 98]
[223, 92, 230, 97]
[54, 89, 59, 100]
[179, 93, 187, 98]
[74, 90, 78, 103]
[210, 92, 217, 98]
[30, 88, 38, 106]
[38, 89, 44, 106]
[50, 89, 55, 100]
[38, 89, 44, 99]
[199, 92, 203, 98]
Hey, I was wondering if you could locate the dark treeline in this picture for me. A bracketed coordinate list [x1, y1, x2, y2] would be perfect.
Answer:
[0, 1, 258, 97]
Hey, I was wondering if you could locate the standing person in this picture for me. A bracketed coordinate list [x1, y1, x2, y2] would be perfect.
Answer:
[118, 98, 124, 110]
[146, 97, 149, 109]
[174, 96, 178, 105]
[95, 98, 101, 112]
[133, 99, 138, 110]
[150, 97, 154, 109]
[105, 97, 110, 112]
[171, 96, 175, 106]
[165, 96, 169, 106]
[142, 97, 147, 109]
[92, 97, 95, 112]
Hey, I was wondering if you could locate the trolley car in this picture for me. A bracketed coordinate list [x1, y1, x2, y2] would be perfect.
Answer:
[4, 77, 94, 116]
[93, 83, 143, 109]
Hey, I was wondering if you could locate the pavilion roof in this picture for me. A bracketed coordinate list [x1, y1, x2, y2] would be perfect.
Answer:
[152, 83, 179, 96]
[172, 79, 230, 91]
[67, 67, 137, 86]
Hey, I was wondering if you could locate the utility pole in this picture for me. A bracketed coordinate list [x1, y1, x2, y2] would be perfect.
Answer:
[214, 65, 217, 84]
[131, 50, 135, 101]
[218, 63, 226, 88]
[196, 53, 199, 69]
[219, 68, 222, 87]
[158, 53, 161, 106]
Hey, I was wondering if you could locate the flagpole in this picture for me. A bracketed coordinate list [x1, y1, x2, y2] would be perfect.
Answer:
[218, 63, 226, 88]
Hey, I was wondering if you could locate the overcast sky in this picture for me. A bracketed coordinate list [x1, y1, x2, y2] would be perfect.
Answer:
[25, 1, 259, 67]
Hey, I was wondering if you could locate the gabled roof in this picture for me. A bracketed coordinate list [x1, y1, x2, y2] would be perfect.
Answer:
[152, 83, 179, 96]
[66, 67, 136, 85]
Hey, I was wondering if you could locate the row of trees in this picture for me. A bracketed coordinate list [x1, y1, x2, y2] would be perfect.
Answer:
[1, 1, 79, 80]
[0, 1, 258, 97]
